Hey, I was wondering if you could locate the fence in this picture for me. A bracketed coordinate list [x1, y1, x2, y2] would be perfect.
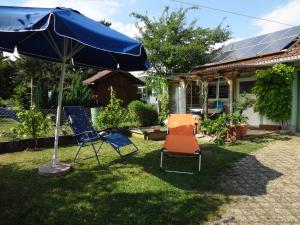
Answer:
[0, 107, 92, 142]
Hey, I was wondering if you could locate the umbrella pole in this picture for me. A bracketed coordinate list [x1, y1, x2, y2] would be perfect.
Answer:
[53, 60, 66, 164]
[38, 38, 71, 176]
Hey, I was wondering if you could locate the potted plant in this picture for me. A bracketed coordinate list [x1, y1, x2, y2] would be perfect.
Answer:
[227, 113, 241, 141]
[233, 93, 255, 137]
[200, 114, 230, 144]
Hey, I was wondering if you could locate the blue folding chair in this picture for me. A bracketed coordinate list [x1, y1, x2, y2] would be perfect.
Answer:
[64, 106, 138, 167]
[102, 132, 138, 157]
[0, 107, 21, 122]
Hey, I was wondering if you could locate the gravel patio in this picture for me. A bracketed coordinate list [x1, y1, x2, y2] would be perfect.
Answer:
[212, 135, 300, 224]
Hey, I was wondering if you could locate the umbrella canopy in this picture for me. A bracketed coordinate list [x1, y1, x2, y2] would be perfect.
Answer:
[0, 6, 150, 175]
[0, 6, 150, 70]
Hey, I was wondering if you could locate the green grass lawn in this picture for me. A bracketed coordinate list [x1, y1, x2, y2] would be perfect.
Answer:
[0, 118, 18, 142]
[0, 136, 272, 225]
[0, 117, 72, 142]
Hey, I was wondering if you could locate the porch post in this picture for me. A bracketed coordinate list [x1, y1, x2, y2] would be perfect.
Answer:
[179, 79, 187, 114]
[290, 71, 298, 132]
[228, 79, 234, 115]
[216, 78, 220, 102]
[203, 80, 208, 117]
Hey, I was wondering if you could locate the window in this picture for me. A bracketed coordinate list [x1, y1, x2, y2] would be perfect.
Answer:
[208, 84, 216, 98]
[186, 81, 200, 106]
[219, 84, 229, 98]
[208, 83, 229, 98]
[240, 80, 255, 94]
[137, 86, 148, 100]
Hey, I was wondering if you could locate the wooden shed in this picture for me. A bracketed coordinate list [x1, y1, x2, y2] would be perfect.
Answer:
[83, 70, 144, 107]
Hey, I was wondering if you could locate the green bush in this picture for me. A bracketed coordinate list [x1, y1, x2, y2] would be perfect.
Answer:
[12, 84, 31, 109]
[96, 90, 127, 130]
[0, 98, 5, 107]
[233, 92, 255, 122]
[127, 100, 158, 126]
[13, 105, 53, 144]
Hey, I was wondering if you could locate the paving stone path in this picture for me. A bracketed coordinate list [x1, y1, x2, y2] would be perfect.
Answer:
[212, 136, 300, 225]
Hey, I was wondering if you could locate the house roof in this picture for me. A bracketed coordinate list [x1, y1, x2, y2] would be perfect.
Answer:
[191, 43, 300, 75]
[209, 25, 300, 66]
[179, 25, 300, 78]
[167, 42, 300, 81]
[83, 70, 145, 85]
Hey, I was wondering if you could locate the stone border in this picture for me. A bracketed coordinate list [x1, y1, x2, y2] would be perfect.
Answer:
[0, 135, 77, 154]
[0, 128, 132, 154]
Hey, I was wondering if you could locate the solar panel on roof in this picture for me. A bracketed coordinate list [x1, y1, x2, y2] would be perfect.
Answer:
[258, 36, 296, 56]
[211, 51, 232, 62]
[212, 25, 300, 63]
[258, 29, 288, 44]
[284, 26, 300, 37]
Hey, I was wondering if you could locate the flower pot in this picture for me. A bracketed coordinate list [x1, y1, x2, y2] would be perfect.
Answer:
[228, 125, 242, 141]
[240, 123, 249, 136]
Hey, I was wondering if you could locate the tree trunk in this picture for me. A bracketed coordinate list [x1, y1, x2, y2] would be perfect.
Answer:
[202, 80, 208, 118]
[31, 77, 34, 106]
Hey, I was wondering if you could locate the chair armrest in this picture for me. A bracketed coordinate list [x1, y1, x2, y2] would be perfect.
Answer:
[73, 130, 95, 137]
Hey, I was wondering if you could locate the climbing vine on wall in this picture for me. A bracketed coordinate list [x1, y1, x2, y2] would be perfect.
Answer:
[253, 63, 295, 129]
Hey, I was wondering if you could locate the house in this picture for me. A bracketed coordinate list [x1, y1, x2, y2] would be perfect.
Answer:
[168, 25, 300, 132]
[83, 70, 144, 107]
[136, 75, 158, 105]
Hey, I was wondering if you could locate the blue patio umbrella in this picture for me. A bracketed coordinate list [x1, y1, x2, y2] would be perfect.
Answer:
[0, 6, 150, 175]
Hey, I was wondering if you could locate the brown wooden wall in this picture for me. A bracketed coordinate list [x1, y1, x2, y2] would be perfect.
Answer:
[91, 73, 140, 107]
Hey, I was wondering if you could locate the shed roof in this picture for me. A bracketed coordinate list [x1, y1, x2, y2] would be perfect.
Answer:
[83, 70, 144, 85]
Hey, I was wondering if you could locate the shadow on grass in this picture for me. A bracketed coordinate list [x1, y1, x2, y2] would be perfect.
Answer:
[115, 143, 283, 196]
[0, 163, 228, 225]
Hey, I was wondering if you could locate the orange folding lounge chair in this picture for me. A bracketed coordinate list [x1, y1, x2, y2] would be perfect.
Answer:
[160, 114, 201, 174]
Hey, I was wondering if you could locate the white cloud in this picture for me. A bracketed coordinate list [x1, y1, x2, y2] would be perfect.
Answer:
[111, 21, 140, 38]
[213, 38, 242, 50]
[22, 0, 120, 21]
[254, 0, 300, 35]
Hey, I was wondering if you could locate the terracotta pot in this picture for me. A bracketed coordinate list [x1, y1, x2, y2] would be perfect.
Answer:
[228, 125, 242, 141]
[240, 123, 249, 136]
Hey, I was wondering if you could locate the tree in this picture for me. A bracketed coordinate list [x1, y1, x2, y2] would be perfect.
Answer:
[14, 105, 53, 148]
[131, 6, 231, 76]
[14, 56, 92, 108]
[96, 89, 127, 130]
[253, 64, 295, 129]
[99, 19, 112, 27]
[63, 73, 94, 107]
[14, 56, 61, 108]
[131, 6, 231, 119]
[0, 53, 18, 100]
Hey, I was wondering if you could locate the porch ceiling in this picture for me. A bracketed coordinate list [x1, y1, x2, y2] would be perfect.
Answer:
[168, 64, 266, 81]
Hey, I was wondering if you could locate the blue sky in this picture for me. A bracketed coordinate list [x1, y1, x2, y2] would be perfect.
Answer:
[1, 0, 300, 41]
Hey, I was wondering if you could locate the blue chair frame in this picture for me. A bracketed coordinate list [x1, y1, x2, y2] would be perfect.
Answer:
[0, 107, 21, 122]
[102, 132, 138, 157]
[64, 106, 138, 167]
